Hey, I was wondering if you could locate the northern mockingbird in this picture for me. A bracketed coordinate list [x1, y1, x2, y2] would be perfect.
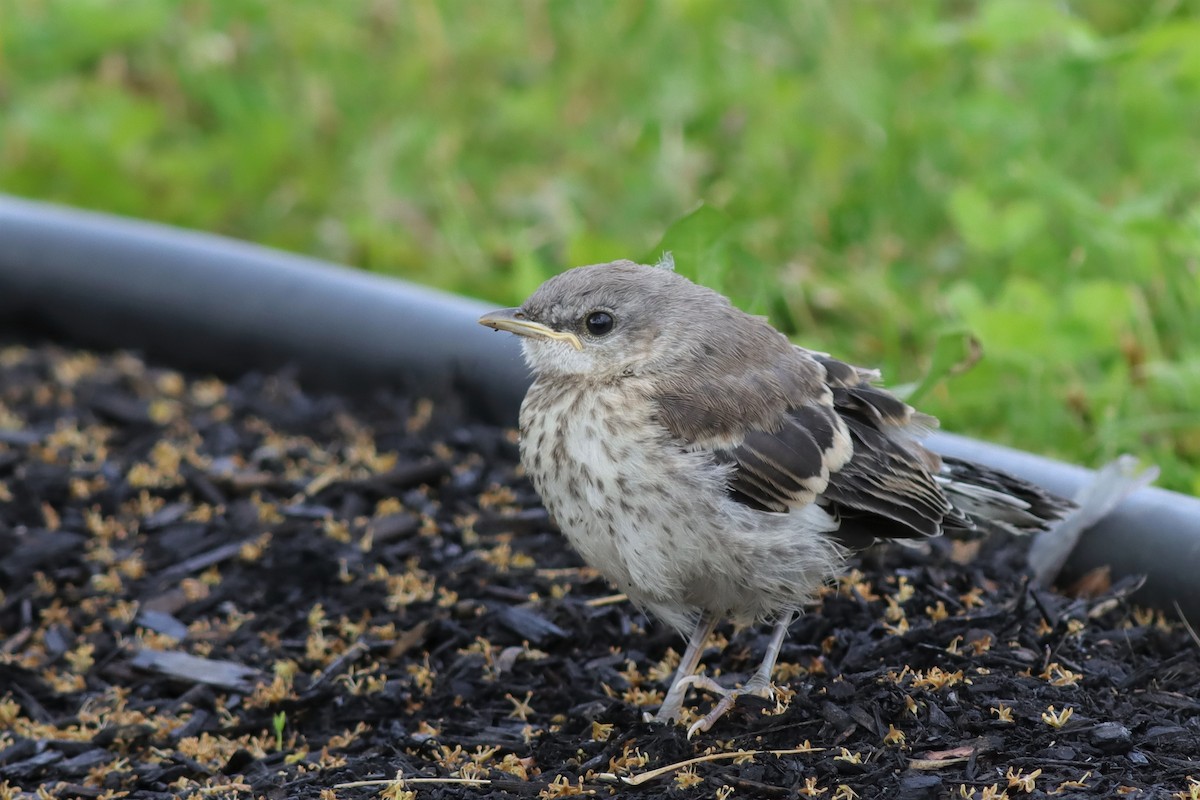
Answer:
[479, 258, 1070, 735]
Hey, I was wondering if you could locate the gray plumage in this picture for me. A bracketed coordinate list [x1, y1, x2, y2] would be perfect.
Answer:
[479, 258, 1071, 733]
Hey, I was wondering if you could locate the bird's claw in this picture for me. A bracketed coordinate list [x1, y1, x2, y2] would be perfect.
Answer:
[687, 692, 741, 737]
[655, 674, 775, 737]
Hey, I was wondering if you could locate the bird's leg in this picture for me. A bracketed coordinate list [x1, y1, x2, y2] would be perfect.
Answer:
[682, 612, 794, 737]
[745, 610, 793, 693]
[651, 611, 718, 724]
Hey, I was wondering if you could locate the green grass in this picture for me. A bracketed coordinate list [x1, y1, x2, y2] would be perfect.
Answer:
[2, 0, 1197, 493]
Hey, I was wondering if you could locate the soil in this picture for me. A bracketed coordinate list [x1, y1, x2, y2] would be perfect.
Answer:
[0, 342, 1197, 800]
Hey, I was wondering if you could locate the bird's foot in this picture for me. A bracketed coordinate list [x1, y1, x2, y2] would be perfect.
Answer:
[679, 675, 774, 737]
[657, 674, 774, 737]
[646, 679, 692, 725]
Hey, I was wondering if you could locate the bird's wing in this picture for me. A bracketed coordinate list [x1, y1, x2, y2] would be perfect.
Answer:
[815, 354, 967, 540]
[654, 347, 964, 542]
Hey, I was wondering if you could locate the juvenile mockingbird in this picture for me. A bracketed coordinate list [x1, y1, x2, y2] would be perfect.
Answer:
[479, 258, 1070, 734]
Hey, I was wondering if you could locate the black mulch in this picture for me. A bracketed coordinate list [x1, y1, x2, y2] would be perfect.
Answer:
[1, 342, 1197, 800]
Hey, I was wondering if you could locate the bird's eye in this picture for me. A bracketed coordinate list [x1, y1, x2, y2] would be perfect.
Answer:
[585, 311, 614, 336]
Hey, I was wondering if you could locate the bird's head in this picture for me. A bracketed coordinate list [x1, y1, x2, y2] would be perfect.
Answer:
[479, 258, 790, 381]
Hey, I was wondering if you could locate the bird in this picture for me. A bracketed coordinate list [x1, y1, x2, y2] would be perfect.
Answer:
[478, 257, 1072, 735]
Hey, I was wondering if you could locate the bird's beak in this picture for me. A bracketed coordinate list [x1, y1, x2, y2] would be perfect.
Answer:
[478, 308, 583, 351]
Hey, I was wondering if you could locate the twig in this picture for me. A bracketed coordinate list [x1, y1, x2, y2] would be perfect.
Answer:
[585, 593, 628, 608]
[536, 567, 601, 579]
[601, 745, 825, 786]
[334, 777, 490, 789]
[1173, 600, 1200, 650]
[198, 784, 252, 794]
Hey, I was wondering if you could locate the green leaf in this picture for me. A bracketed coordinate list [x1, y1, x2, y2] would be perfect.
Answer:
[901, 328, 983, 406]
[273, 711, 287, 751]
[643, 203, 733, 283]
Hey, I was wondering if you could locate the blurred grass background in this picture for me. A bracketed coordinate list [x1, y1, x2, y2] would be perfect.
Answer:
[1, 0, 1198, 493]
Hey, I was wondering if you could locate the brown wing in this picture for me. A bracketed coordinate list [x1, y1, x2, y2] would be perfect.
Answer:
[816, 358, 968, 540]
[712, 401, 854, 511]
[655, 344, 853, 508]
[655, 346, 967, 544]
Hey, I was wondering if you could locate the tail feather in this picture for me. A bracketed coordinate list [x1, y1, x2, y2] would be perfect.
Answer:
[938, 456, 1074, 535]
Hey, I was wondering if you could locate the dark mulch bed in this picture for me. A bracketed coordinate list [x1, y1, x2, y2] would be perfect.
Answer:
[1, 343, 1197, 800]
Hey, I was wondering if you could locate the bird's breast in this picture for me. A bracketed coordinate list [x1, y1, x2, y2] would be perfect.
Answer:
[520, 380, 674, 532]
[518, 381, 714, 608]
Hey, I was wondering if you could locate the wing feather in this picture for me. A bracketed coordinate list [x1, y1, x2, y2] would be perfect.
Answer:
[655, 345, 963, 542]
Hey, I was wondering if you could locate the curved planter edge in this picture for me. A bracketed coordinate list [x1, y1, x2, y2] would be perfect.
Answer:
[2, 194, 1198, 618]
[0, 194, 529, 424]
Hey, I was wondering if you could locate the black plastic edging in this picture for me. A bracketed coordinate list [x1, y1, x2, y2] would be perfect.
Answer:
[0, 194, 529, 423]
[1, 194, 1198, 619]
